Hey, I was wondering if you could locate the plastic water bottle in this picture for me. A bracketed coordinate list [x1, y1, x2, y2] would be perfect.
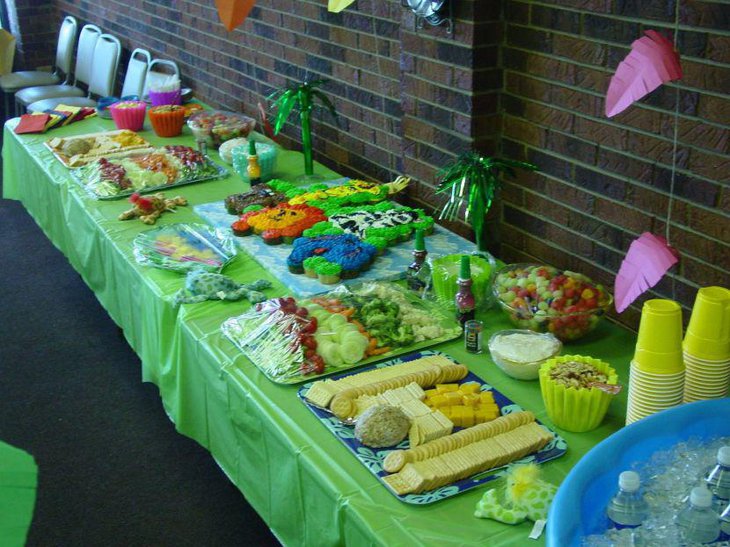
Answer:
[720, 502, 730, 540]
[675, 485, 720, 544]
[607, 471, 649, 528]
[705, 445, 730, 513]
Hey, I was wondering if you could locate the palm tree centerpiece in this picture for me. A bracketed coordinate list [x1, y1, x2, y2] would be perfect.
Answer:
[269, 79, 338, 182]
[436, 152, 538, 252]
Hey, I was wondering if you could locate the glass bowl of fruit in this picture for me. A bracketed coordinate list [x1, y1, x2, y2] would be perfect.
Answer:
[491, 263, 613, 342]
[187, 110, 256, 149]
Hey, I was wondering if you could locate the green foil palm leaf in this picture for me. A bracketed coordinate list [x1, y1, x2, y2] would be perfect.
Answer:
[436, 152, 538, 250]
[266, 79, 337, 176]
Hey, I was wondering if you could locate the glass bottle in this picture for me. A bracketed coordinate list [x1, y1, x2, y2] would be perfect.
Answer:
[247, 139, 262, 186]
[455, 255, 475, 326]
[406, 229, 431, 296]
[606, 471, 649, 529]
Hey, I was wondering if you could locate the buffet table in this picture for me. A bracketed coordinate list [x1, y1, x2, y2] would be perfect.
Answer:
[3, 116, 637, 546]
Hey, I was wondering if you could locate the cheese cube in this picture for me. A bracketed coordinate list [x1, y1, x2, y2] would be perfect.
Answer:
[461, 393, 481, 407]
[479, 391, 495, 403]
[436, 383, 459, 393]
[459, 382, 481, 394]
[428, 394, 448, 408]
[444, 392, 463, 406]
[461, 407, 475, 427]
[424, 389, 439, 399]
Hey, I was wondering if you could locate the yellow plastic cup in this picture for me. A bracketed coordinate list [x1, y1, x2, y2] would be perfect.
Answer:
[633, 299, 684, 374]
[683, 286, 730, 361]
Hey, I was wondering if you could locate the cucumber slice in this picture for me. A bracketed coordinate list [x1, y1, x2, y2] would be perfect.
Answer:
[340, 331, 369, 363]
[317, 340, 343, 367]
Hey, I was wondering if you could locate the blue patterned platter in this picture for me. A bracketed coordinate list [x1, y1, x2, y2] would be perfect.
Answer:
[298, 350, 568, 505]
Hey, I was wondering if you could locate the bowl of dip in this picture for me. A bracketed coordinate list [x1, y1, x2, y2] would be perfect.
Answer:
[488, 329, 562, 380]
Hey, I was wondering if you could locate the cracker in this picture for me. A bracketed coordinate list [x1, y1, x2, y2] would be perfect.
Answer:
[382, 473, 412, 496]
[383, 450, 407, 473]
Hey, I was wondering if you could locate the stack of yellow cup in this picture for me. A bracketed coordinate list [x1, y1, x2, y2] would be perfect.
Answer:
[683, 286, 730, 403]
[626, 299, 685, 425]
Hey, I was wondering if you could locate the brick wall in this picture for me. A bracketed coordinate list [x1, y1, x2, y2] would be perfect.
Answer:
[50, 0, 499, 231]
[10, 1, 57, 70]
[14, 0, 729, 328]
[500, 0, 729, 327]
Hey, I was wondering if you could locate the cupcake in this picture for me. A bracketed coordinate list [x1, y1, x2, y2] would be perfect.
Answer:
[303, 256, 327, 278]
[287, 256, 304, 274]
[538, 355, 619, 432]
[317, 262, 342, 285]
[261, 229, 282, 245]
[364, 236, 388, 255]
[231, 219, 250, 236]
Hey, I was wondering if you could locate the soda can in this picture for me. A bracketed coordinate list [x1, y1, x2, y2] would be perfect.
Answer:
[464, 320, 483, 353]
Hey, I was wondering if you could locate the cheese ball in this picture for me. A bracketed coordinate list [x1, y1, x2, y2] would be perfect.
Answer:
[354, 405, 410, 448]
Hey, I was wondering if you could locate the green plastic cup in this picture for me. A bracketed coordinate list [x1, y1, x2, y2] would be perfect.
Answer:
[431, 254, 494, 310]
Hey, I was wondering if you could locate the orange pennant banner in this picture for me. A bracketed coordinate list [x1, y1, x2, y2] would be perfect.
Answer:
[215, 0, 257, 31]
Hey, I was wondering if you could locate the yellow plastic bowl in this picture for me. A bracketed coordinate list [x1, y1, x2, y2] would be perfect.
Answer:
[539, 355, 618, 432]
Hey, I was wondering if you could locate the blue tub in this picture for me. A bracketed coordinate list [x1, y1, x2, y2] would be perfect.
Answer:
[547, 398, 730, 546]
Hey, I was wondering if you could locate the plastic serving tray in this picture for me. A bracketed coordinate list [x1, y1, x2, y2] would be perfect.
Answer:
[298, 350, 567, 504]
[71, 148, 227, 200]
[45, 129, 152, 167]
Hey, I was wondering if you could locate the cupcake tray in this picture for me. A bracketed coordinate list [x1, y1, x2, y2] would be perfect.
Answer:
[71, 147, 227, 200]
[297, 350, 568, 505]
[45, 129, 153, 167]
[221, 282, 462, 384]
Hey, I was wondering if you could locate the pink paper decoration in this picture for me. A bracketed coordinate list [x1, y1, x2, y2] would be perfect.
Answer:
[614, 232, 680, 313]
[605, 30, 682, 118]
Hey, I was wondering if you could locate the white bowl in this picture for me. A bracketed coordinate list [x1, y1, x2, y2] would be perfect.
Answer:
[488, 329, 562, 380]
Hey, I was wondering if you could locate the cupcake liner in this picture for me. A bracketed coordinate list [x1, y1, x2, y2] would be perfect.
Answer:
[539, 355, 618, 433]
[149, 88, 182, 106]
[148, 106, 186, 137]
[109, 101, 147, 131]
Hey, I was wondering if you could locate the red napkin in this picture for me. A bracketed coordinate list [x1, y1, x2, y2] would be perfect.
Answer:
[14, 113, 50, 134]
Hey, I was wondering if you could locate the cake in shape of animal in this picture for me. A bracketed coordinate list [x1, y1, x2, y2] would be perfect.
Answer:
[231, 203, 327, 244]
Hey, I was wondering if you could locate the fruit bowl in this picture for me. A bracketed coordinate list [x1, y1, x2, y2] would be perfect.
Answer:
[187, 110, 256, 149]
[492, 263, 612, 342]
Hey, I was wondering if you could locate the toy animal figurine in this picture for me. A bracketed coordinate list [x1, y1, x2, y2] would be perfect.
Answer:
[474, 464, 557, 525]
[174, 269, 271, 306]
[118, 192, 188, 225]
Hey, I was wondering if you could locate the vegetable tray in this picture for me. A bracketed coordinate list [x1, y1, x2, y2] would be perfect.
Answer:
[298, 350, 567, 504]
[221, 282, 462, 384]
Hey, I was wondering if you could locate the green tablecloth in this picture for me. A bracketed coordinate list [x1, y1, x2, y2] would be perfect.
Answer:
[0, 440, 37, 547]
[3, 116, 637, 546]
